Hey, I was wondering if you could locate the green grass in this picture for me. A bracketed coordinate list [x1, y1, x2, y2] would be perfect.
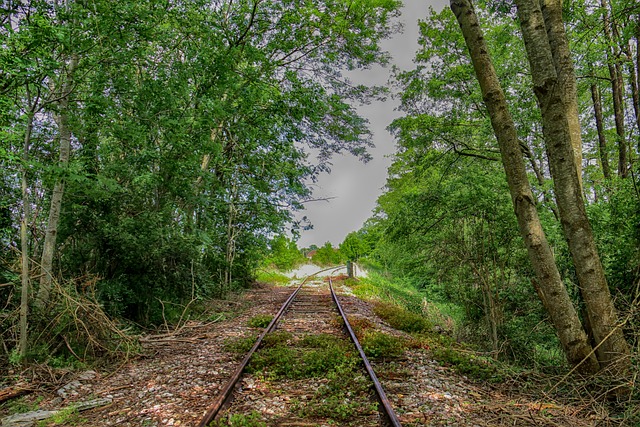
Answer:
[296, 359, 378, 422]
[37, 406, 86, 426]
[1, 396, 42, 416]
[338, 272, 506, 383]
[254, 269, 291, 286]
[223, 335, 258, 353]
[432, 347, 503, 383]
[360, 330, 405, 359]
[241, 332, 378, 424]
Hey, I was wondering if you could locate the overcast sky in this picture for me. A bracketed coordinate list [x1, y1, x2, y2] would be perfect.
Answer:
[294, 0, 448, 248]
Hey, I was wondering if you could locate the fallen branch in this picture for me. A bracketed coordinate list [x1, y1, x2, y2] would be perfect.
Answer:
[0, 384, 34, 403]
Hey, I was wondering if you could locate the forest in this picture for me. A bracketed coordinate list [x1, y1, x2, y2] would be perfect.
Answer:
[1, 0, 639, 418]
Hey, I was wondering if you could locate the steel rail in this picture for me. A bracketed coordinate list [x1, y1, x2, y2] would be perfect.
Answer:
[197, 266, 344, 427]
[329, 275, 403, 427]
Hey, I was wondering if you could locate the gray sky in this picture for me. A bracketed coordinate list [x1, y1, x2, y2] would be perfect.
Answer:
[295, 0, 448, 248]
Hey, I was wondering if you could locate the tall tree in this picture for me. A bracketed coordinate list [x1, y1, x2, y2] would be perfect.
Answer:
[515, 0, 630, 372]
[450, 0, 599, 373]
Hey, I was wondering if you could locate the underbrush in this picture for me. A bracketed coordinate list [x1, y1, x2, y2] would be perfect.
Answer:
[210, 411, 267, 427]
[1, 277, 140, 372]
[341, 275, 506, 383]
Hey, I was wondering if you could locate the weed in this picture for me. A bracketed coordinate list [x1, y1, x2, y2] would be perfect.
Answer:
[346, 316, 375, 338]
[247, 314, 273, 328]
[254, 270, 291, 286]
[432, 347, 502, 382]
[374, 302, 432, 333]
[36, 406, 86, 426]
[360, 330, 405, 359]
[1, 396, 42, 415]
[298, 360, 377, 422]
[261, 331, 292, 348]
[223, 335, 257, 353]
[248, 333, 355, 379]
[210, 411, 268, 426]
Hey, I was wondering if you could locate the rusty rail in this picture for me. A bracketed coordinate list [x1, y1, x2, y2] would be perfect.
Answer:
[197, 266, 402, 426]
[197, 266, 343, 427]
[329, 275, 403, 427]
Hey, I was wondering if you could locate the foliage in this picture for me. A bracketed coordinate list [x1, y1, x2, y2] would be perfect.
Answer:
[223, 335, 258, 354]
[296, 359, 378, 422]
[247, 333, 356, 380]
[0, 0, 403, 363]
[432, 347, 503, 382]
[210, 411, 268, 427]
[261, 235, 306, 271]
[247, 314, 273, 329]
[373, 302, 432, 334]
[339, 229, 377, 261]
[253, 269, 291, 286]
[360, 330, 406, 359]
[37, 406, 86, 426]
[310, 242, 344, 266]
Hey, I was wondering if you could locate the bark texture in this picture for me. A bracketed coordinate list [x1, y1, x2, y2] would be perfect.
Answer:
[450, 0, 599, 373]
[517, 0, 631, 372]
[538, 0, 583, 190]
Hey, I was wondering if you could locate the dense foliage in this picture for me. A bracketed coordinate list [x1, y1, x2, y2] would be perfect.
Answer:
[0, 0, 401, 362]
[349, 2, 640, 370]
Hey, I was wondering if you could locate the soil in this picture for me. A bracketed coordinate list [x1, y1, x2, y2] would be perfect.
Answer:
[0, 276, 616, 427]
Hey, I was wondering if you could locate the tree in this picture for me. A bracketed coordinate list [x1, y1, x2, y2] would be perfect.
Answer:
[450, 0, 599, 372]
[514, 0, 630, 372]
[312, 242, 343, 266]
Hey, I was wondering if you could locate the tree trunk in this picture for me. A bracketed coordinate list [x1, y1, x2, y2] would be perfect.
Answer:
[36, 56, 79, 309]
[537, 0, 584, 191]
[19, 107, 35, 359]
[637, 16, 640, 152]
[518, 0, 631, 372]
[590, 83, 612, 180]
[622, 42, 640, 136]
[450, 0, 599, 373]
[601, 0, 628, 177]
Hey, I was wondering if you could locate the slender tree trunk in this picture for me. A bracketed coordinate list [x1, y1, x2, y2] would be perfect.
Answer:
[601, 0, 628, 177]
[450, 0, 599, 373]
[590, 83, 612, 180]
[19, 107, 35, 358]
[622, 43, 640, 136]
[224, 191, 237, 290]
[520, 138, 559, 220]
[36, 56, 79, 308]
[537, 0, 584, 191]
[518, 0, 631, 372]
[637, 17, 640, 151]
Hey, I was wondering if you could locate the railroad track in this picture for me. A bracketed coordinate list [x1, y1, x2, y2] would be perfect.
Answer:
[197, 266, 402, 427]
